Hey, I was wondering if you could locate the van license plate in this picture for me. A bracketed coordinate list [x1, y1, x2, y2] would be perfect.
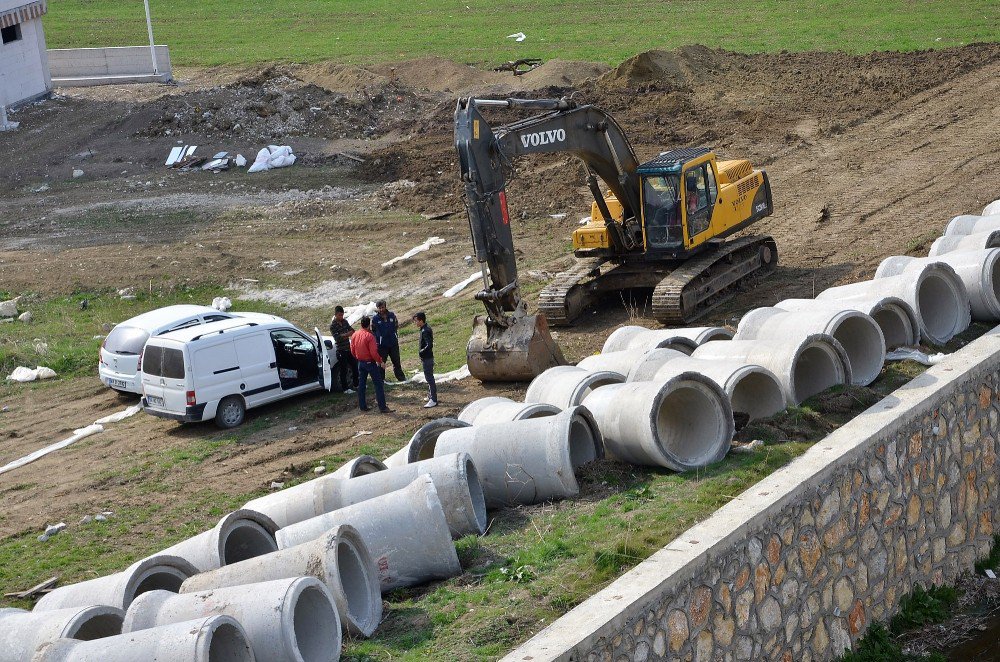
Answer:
[146, 396, 164, 407]
[108, 379, 128, 389]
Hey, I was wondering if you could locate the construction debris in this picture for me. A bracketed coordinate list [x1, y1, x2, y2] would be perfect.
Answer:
[248, 145, 297, 173]
[4, 576, 58, 599]
[494, 58, 542, 76]
[7, 366, 57, 382]
[38, 522, 67, 542]
[165, 145, 198, 166]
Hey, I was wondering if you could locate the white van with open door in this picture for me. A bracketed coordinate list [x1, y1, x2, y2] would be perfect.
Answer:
[139, 317, 333, 428]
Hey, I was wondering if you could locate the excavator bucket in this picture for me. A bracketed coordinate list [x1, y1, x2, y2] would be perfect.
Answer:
[467, 314, 566, 382]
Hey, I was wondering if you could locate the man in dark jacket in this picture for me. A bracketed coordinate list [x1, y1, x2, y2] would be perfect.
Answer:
[329, 305, 358, 392]
[413, 311, 437, 408]
[372, 300, 406, 382]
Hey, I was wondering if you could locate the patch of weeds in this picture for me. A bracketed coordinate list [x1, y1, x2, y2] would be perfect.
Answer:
[890, 585, 960, 633]
[593, 541, 650, 578]
[974, 534, 1000, 574]
[839, 622, 945, 662]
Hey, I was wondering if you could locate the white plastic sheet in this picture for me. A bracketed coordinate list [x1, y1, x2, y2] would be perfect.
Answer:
[444, 272, 483, 298]
[94, 404, 142, 425]
[211, 296, 233, 311]
[885, 347, 947, 366]
[6, 366, 56, 382]
[248, 145, 297, 173]
[0, 424, 104, 476]
[345, 301, 378, 326]
[381, 237, 445, 269]
[409, 364, 471, 385]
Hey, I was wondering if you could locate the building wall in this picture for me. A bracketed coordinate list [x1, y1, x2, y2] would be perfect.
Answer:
[0, 12, 49, 106]
[47, 45, 171, 80]
[505, 328, 1000, 661]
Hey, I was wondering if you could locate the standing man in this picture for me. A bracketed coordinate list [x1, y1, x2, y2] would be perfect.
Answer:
[413, 311, 437, 408]
[372, 299, 407, 382]
[349, 316, 392, 413]
[329, 305, 358, 393]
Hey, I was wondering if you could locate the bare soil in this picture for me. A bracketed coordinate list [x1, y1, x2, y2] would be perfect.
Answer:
[1, 44, 999, 545]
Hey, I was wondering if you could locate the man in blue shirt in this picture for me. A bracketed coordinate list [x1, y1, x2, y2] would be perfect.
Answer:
[373, 299, 406, 382]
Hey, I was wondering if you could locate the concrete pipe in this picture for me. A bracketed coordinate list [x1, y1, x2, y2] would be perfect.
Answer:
[457, 396, 517, 424]
[383, 418, 470, 467]
[432, 406, 603, 507]
[817, 264, 970, 345]
[577, 349, 653, 377]
[600, 325, 648, 352]
[928, 230, 1000, 257]
[180, 525, 381, 638]
[0, 606, 123, 662]
[875, 250, 1000, 322]
[649, 358, 786, 422]
[624, 328, 731, 354]
[464, 400, 559, 425]
[33, 555, 198, 612]
[735, 307, 885, 386]
[276, 476, 461, 592]
[158, 509, 279, 573]
[581, 375, 733, 471]
[773, 297, 920, 349]
[943, 214, 1000, 236]
[245, 452, 486, 537]
[625, 348, 689, 382]
[525, 366, 624, 409]
[330, 455, 386, 479]
[124, 577, 340, 662]
[984, 199, 1000, 216]
[32, 616, 254, 662]
[693, 335, 851, 406]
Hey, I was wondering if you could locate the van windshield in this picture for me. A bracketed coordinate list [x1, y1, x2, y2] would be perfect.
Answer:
[105, 326, 150, 355]
[142, 345, 185, 379]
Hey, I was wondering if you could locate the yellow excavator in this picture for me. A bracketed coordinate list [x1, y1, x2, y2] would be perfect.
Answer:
[454, 97, 776, 381]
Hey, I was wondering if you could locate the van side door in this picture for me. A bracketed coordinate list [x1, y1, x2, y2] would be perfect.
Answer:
[234, 332, 282, 407]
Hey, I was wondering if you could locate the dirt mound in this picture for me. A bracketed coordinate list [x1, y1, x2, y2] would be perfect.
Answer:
[370, 56, 500, 92]
[296, 62, 391, 96]
[517, 59, 611, 89]
[600, 45, 722, 90]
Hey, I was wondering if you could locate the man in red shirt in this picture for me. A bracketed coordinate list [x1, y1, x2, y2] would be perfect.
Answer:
[349, 316, 392, 413]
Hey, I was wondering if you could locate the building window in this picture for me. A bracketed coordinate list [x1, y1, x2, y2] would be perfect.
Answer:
[1, 24, 22, 44]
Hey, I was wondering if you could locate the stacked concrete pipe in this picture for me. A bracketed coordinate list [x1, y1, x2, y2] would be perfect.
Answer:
[985, 199, 1000, 216]
[432, 406, 603, 507]
[32, 615, 254, 662]
[458, 397, 560, 425]
[601, 325, 731, 354]
[383, 418, 470, 467]
[0, 606, 124, 662]
[34, 555, 198, 612]
[525, 366, 624, 409]
[943, 214, 1000, 236]
[124, 576, 339, 662]
[773, 297, 920, 349]
[693, 334, 851, 406]
[577, 349, 650, 377]
[276, 476, 462, 592]
[734, 307, 885, 386]
[875, 250, 1000, 322]
[817, 262, 970, 345]
[180, 525, 381, 637]
[644, 358, 786, 422]
[243, 452, 487, 537]
[928, 229, 1000, 257]
[625, 348, 689, 382]
[157, 509, 279, 573]
[330, 455, 386, 479]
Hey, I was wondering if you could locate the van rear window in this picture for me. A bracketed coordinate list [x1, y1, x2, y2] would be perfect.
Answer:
[105, 326, 150, 355]
[142, 345, 185, 379]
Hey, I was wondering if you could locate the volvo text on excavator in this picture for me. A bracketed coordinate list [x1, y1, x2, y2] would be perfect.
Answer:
[454, 97, 777, 381]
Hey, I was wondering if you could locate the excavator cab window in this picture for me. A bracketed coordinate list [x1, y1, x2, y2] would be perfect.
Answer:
[685, 166, 714, 239]
[641, 174, 682, 249]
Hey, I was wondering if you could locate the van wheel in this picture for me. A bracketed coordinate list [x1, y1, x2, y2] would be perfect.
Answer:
[215, 396, 246, 429]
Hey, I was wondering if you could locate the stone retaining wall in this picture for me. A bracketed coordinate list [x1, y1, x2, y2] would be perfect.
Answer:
[505, 328, 1000, 661]
[47, 46, 171, 83]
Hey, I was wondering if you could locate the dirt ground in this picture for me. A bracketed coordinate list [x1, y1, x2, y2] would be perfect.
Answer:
[1, 44, 999, 542]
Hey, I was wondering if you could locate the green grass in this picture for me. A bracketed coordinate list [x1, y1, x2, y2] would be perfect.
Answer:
[43, 1, 1000, 67]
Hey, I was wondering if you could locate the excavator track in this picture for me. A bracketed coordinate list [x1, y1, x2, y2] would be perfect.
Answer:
[537, 256, 610, 326]
[651, 235, 778, 325]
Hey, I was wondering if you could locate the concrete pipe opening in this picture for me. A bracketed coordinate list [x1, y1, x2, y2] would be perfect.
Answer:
[983, 252, 1000, 317]
[130, 558, 197, 601]
[918, 274, 963, 342]
[568, 417, 598, 469]
[870, 305, 914, 348]
[70, 610, 124, 640]
[792, 344, 843, 403]
[407, 419, 470, 463]
[579, 376, 624, 402]
[208, 620, 254, 662]
[464, 457, 488, 534]
[831, 315, 884, 386]
[729, 371, 786, 421]
[292, 583, 341, 662]
[655, 383, 730, 468]
[222, 519, 278, 565]
[337, 539, 377, 636]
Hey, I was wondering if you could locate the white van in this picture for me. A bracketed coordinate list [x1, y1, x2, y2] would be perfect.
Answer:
[99, 305, 280, 394]
[139, 318, 333, 428]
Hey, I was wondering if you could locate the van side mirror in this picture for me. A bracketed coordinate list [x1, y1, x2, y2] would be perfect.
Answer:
[324, 339, 334, 350]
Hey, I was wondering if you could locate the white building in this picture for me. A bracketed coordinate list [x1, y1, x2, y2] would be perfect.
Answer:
[0, 0, 50, 107]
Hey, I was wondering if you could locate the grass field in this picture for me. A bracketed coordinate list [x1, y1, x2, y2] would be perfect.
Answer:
[43, 0, 1000, 67]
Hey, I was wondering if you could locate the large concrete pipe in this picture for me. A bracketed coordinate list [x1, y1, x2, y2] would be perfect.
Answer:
[32, 616, 254, 662]
[525, 366, 624, 409]
[458, 397, 559, 425]
[984, 199, 1000, 216]
[330, 455, 386, 479]
[734, 307, 885, 386]
[943, 214, 1000, 236]
[276, 476, 462, 592]
[158, 509, 279, 573]
[581, 374, 733, 471]
[457, 396, 516, 423]
[576, 349, 649, 377]
[180, 525, 381, 638]
[0, 606, 123, 662]
[875, 250, 1000, 322]
[928, 230, 1000, 257]
[601, 326, 730, 353]
[647, 358, 786, 422]
[34, 555, 198, 612]
[432, 406, 603, 507]
[817, 264, 970, 345]
[600, 325, 648, 352]
[625, 348, 689, 382]
[383, 418, 470, 467]
[245, 452, 486, 537]
[693, 335, 851, 406]
[774, 297, 920, 348]
[124, 577, 340, 662]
